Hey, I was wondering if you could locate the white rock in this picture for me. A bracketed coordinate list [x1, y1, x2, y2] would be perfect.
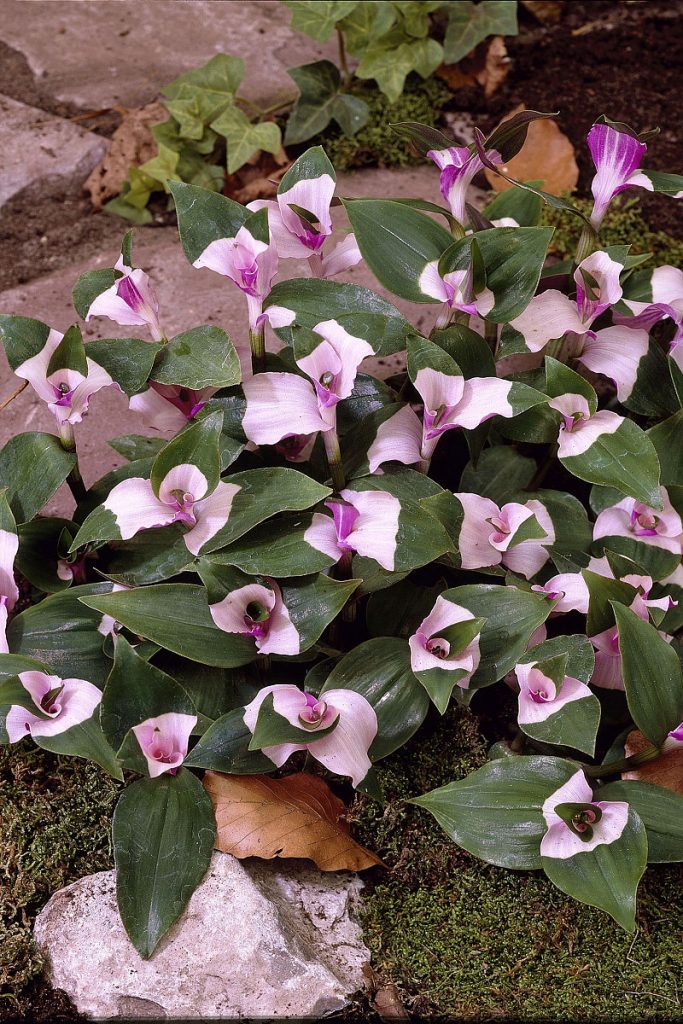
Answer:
[33, 851, 370, 1019]
[0, 94, 109, 208]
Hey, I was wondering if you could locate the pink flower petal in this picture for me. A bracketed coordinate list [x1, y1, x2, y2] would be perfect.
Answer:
[366, 406, 423, 473]
[588, 123, 652, 228]
[455, 492, 501, 570]
[508, 291, 586, 353]
[103, 477, 177, 540]
[318, 233, 362, 278]
[158, 463, 209, 505]
[184, 481, 241, 556]
[242, 372, 332, 445]
[451, 377, 514, 430]
[0, 528, 19, 611]
[277, 174, 335, 249]
[132, 711, 197, 778]
[307, 688, 377, 787]
[303, 512, 342, 561]
[533, 572, 589, 614]
[340, 488, 401, 571]
[574, 250, 624, 322]
[242, 683, 308, 766]
[14, 328, 63, 404]
[129, 388, 190, 432]
[577, 326, 648, 403]
[556, 409, 623, 458]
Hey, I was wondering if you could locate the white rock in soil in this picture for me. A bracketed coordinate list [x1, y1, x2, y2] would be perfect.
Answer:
[0, 94, 108, 208]
[33, 851, 370, 1019]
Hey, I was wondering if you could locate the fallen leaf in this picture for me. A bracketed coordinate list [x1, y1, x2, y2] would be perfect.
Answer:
[436, 36, 509, 96]
[520, 0, 564, 23]
[484, 104, 579, 195]
[84, 102, 166, 209]
[623, 729, 683, 795]
[205, 770, 385, 871]
[475, 36, 510, 98]
[225, 146, 292, 203]
[373, 984, 411, 1020]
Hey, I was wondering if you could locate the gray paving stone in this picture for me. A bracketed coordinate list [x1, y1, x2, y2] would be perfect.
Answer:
[0, 93, 108, 207]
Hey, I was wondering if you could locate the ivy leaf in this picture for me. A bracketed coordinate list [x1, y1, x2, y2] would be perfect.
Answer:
[210, 107, 281, 174]
[444, 0, 518, 65]
[282, 0, 360, 42]
[356, 41, 420, 103]
[285, 61, 369, 145]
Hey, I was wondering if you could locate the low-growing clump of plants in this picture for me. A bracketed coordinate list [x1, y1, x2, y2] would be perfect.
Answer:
[1, 109, 683, 960]
[109, 0, 518, 223]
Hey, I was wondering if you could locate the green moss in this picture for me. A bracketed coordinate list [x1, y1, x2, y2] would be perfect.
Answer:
[0, 742, 119, 1017]
[353, 706, 683, 1020]
[314, 76, 452, 173]
[543, 195, 683, 267]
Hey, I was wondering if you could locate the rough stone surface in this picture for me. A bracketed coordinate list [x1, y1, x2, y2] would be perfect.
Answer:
[0, 164, 462, 515]
[33, 851, 369, 1020]
[0, 93, 109, 207]
[0, 1, 334, 109]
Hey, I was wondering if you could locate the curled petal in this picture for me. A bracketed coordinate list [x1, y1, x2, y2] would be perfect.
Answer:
[242, 372, 332, 445]
[132, 712, 197, 778]
[540, 769, 629, 858]
[455, 492, 501, 570]
[588, 123, 653, 228]
[307, 688, 377, 787]
[184, 481, 241, 556]
[87, 267, 162, 341]
[574, 250, 624, 322]
[158, 463, 209, 505]
[303, 512, 342, 562]
[104, 477, 177, 540]
[243, 684, 310, 767]
[577, 326, 648, 403]
[556, 409, 623, 459]
[366, 406, 423, 474]
[340, 488, 401, 571]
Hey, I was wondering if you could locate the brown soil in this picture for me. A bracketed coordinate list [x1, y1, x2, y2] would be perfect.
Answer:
[455, 0, 683, 235]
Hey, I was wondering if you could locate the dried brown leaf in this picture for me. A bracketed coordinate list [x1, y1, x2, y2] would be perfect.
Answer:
[520, 0, 564, 23]
[623, 729, 683, 795]
[225, 147, 292, 203]
[475, 36, 510, 98]
[205, 771, 385, 872]
[84, 101, 166, 209]
[484, 103, 579, 195]
[373, 984, 411, 1020]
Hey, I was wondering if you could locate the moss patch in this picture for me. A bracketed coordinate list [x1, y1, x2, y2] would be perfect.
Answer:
[352, 705, 683, 1021]
[544, 195, 683, 268]
[0, 742, 119, 1021]
[311, 76, 452, 173]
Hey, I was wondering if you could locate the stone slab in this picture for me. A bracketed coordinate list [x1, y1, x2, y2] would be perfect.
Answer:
[1, 0, 335, 109]
[34, 850, 369, 1019]
[0, 93, 109, 207]
[0, 165, 486, 516]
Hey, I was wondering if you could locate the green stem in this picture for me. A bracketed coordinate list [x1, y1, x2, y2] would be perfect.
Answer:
[575, 223, 597, 266]
[484, 319, 498, 356]
[584, 744, 663, 779]
[323, 427, 345, 492]
[337, 27, 351, 88]
[58, 423, 87, 504]
[249, 324, 266, 374]
[238, 95, 297, 118]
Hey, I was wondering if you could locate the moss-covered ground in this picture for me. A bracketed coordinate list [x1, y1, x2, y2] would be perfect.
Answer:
[352, 705, 683, 1021]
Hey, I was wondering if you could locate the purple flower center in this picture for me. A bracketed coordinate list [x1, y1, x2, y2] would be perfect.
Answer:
[168, 490, 196, 527]
[243, 600, 271, 639]
[151, 383, 206, 420]
[298, 692, 329, 729]
[314, 369, 341, 409]
[426, 636, 450, 660]
[630, 506, 658, 537]
[326, 499, 360, 550]
[424, 404, 457, 441]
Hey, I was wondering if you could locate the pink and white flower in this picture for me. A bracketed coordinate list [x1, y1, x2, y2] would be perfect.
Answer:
[593, 489, 683, 556]
[509, 251, 648, 402]
[587, 122, 653, 229]
[129, 382, 215, 433]
[248, 174, 361, 278]
[591, 586, 673, 690]
[540, 769, 629, 858]
[103, 464, 241, 556]
[14, 328, 116, 426]
[415, 367, 516, 461]
[409, 596, 481, 688]
[427, 144, 497, 227]
[418, 260, 495, 324]
[455, 492, 554, 578]
[5, 671, 102, 743]
[547, 394, 623, 458]
[515, 661, 592, 726]
[86, 252, 164, 341]
[192, 220, 278, 330]
[132, 711, 197, 778]
[209, 579, 300, 656]
[304, 490, 401, 571]
[243, 683, 377, 787]
[615, 265, 683, 368]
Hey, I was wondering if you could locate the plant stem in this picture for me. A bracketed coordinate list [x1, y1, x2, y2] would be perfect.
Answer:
[58, 423, 87, 504]
[337, 27, 351, 88]
[249, 325, 266, 374]
[0, 379, 28, 411]
[584, 743, 663, 779]
[323, 427, 345, 492]
[484, 319, 498, 356]
[575, 223, 597, 265]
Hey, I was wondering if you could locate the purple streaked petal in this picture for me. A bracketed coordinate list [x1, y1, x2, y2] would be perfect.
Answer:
[277, 174, 335, 250]
[87, 268, 162, 341]
[588, 123, 651, 228]
[325, 498, 360, 547]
